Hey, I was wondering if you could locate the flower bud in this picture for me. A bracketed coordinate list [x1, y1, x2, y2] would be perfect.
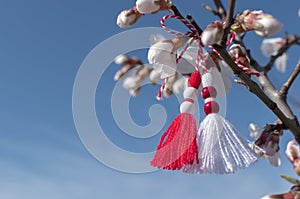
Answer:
[149, 69, 161, 84]
[237, 10, 282, 37]
[117, 7, 143, 28]
[228, 44, 250, 66]
[286, 140, 300, 163]
[163, 74, 177, 97]
[249, 123, 260, 139]
[172, 76, 188, 94]
[136, 0, 160, 14]
[114, 54, 129, 65]
[122, 66, 151, 96]
[254, 14, 282, 37]
[261, 192, 297, 199]
[201, 21, 224, 46]
[123, 76, 140, 90]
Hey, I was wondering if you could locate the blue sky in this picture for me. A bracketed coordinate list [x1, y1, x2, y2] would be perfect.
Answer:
[0, 0, 299, 199]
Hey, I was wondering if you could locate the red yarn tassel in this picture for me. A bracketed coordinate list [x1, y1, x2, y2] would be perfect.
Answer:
[151, 71, 201, 170]
[150, 113, 199, 170]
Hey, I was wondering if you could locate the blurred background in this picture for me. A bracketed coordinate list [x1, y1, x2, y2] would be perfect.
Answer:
[0, 0, 299, 198]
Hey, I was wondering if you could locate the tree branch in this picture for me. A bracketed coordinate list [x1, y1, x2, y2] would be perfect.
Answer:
[280, 59, 300, 99]
[213, 44, 300, 144]
[234, 34, 297, 120]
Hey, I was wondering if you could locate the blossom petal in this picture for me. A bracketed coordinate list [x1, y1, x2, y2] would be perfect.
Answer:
[275, 53, 288, 73]
[267, 151, 281, 167]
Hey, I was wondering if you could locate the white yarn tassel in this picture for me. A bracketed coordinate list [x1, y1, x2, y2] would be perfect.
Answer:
[184, 68, 258, 174]
[194, 114, 258, 174]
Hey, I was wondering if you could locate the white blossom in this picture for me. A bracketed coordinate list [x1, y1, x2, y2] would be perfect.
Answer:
[148, 36, 189, 78]
[261, 37, 287, 72]
[261, 38, 285, 56]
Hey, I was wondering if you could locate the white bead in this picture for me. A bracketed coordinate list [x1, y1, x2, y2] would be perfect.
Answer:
[204, 97, 216, 104]
[183, 87, 198, 101]
[201, 72, 213, 87]
[180, 101, 195, 114]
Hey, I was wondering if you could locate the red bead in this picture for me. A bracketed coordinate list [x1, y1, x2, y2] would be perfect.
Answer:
[201, 86, 217, 99]
[188, 71, 201, 89]
[204, 101, 219, 115]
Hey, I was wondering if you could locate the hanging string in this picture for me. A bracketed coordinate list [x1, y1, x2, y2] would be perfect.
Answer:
[156, 14, 203, 100]
[156, 77, 168, 100]
[160, 14, 199, 37]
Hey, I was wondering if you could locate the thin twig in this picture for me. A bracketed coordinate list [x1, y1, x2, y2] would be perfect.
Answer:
[186, 14, 203, 34]
[202, 4, 222, 19]
[170, 4, 185, 19]
[234, 79, 249, 90]
[225, 0, 236, 29]
[280, 59, 300, 99]
[220, 0, 236, 46]
[265, 123, 287, 135]
[170, 5, 204, 35]
[265, 35, 300, 72]
[213, 0, 227, 20]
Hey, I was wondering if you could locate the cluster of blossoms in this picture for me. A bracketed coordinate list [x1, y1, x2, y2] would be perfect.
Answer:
[248, 123, 281, 167]
[262, 140, 300, 199]
[113, 1, 300, 199]
[114, 0, 286, 176]
[117, 0, 172, 28]
[114, 53, 189, 97]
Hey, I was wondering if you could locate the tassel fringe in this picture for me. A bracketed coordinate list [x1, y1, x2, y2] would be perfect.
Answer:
[151, 113, 199, 170]
[184, 113, 258, 174]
